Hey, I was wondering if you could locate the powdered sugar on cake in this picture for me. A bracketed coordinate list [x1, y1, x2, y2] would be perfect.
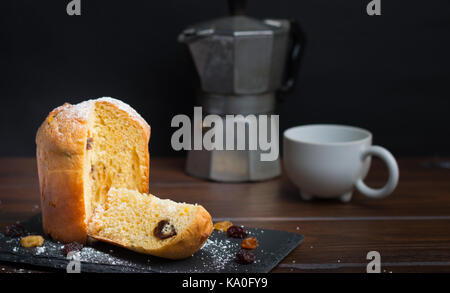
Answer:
[54, 100, 94, 122]
[53, 97, 148, 127]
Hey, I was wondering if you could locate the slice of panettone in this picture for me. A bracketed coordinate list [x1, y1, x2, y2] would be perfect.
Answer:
[87, 188, 213, 259]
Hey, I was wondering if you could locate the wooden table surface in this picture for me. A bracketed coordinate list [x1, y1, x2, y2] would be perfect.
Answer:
[1, 157, 450, 273]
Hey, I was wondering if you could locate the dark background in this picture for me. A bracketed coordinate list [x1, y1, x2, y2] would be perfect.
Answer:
[1, 0, 449, 157]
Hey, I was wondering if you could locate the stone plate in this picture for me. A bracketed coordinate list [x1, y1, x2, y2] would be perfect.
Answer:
[0, 214, 303, 273]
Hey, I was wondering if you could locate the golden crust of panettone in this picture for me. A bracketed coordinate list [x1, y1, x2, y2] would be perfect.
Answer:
[36, 98, 150, 244]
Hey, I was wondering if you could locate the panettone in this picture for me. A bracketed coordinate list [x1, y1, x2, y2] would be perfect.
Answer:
[36, 97, 150, 243]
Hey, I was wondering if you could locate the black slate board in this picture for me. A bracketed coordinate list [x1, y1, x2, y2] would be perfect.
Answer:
[0, 214, 303, 273]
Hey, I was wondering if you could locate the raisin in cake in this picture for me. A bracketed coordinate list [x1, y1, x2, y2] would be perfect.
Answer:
[87, 188, 213, 260]
[36, 97, 150, 243]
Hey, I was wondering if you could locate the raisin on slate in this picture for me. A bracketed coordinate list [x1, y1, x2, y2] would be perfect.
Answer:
[86, 138, 94, 150]
[236, 249, 255, 264]
[213, 221, 233, 232]
[154, 220, 177, 240]
[241, 237, 258, 250]
[21, 235, 44, 248]
[5, 223, 26, 237]
[227, 225, 247, 239]
[61, 242, 83, 256]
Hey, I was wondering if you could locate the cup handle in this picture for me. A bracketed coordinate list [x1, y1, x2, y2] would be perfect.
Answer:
[355, 146, 399, 198]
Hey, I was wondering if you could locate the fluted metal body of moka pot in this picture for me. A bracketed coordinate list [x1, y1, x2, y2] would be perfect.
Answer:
[178, 0, 302, 182]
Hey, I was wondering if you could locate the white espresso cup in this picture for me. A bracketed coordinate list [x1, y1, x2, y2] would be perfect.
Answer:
[283, 124, 399, 202]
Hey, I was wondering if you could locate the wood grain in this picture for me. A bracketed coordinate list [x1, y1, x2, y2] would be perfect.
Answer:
[1, 157, 450, 273]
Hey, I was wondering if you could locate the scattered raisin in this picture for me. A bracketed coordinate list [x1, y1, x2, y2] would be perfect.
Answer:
[86, 138, 93, 150]
[213, 221, 233, 232]
[227, 225, 247, 239]
[153, 220, 177, 240]
[61, 242, 83, 256]
[241, 237, 258, 250]
[21, 235, 44, 248]
[236, 249, 255, 264]
[5, 223, 26, 237]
